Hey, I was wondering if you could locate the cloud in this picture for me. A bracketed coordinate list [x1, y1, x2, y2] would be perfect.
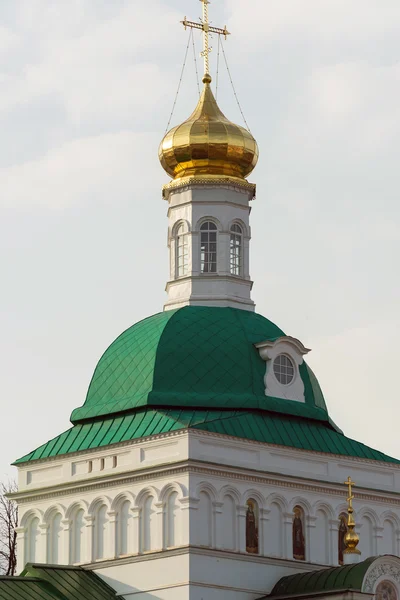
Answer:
[0, 25, 19, 54]
[226, 0, 400, 44]
[0, 1, 182, 125]
[307, 317, 400, 457]
[0, 131, 161, 209]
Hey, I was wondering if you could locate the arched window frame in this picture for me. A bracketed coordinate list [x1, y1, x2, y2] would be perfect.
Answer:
[230, 223, 243, 276]
[200, 220, 218, 274]
[175, 222, 189, 278]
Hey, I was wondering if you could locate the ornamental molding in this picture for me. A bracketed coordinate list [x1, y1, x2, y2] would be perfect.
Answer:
[84, 544, 327, 573]
[255, 336, 311, 358]
[188, 428, 400, 471]
[167, 199, 251, 217]
[13, 459, 400, 509]
[162, 177, 256, 200]
[363, 560, 400, 592]
[16, 429, 188, 467]
[17, 425, 400, 474]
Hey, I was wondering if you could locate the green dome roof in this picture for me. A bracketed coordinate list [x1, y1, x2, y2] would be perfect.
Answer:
[71, 306, 334, 427]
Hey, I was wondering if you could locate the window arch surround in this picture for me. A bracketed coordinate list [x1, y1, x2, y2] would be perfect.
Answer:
[200, 220, 218, 274]
[230, 223, 243, 276]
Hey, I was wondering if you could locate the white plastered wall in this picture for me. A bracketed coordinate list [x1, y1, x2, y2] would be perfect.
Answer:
[14, 429, 400, 599]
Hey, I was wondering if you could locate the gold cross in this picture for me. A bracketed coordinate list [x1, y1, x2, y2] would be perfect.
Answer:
[182, 0, 230, 79]
[345, 476, 355, 510]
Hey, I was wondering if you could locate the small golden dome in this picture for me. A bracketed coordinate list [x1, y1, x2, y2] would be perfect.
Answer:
[159, 78, 259, 181]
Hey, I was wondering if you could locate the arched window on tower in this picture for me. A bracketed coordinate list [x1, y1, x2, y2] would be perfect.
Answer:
[176, 222, 189, 277]
[200, 221, 217, 273]
[230, 224, 242, 275]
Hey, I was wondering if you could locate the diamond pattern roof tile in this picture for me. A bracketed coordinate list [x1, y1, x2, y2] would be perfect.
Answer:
[15, 408, 400, 465]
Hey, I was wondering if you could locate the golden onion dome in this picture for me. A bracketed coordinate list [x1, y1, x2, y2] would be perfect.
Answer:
[159, 76, 259, 181]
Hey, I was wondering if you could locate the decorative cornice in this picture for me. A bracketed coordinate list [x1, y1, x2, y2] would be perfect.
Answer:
[162, 176, 256, 200]
[16, 429, 188, 468]
[16, 424, 400, 474]
[12, 458, 400, 508]
[188, 428, 400, 471]
[83, 544, 327, 573]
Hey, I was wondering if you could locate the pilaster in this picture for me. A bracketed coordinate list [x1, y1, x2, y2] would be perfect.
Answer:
[130, 507, 140, 555]
[283, 512, 293, 560]
[180, 497, 197, 547]
[38, 523, 49, 563]
[329, 519, 339, 565]
[155, 502, 164, 550]
[83, 515, 94, 563]
[307, 515, 318, 563]
[259, 508, 270, 556]
[15, 527, 26, 574]
[107, 510, 117, 560]
[238, 505, 247, 553]
[61, 519, 71, 565]
[213, 501, 224, 549]
[375, 526, 385, 555]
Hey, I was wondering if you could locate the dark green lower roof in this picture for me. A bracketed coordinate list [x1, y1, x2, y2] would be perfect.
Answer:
[0, 564, 118, 600]
[269, 557, 377, 597]
[15, 409, 400, 465]
[0, 577, 62, 600]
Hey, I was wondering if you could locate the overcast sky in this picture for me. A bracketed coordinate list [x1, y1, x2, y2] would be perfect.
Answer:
[1, 0, 400, 481]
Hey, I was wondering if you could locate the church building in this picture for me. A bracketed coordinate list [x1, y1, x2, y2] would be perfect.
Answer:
[2, 2, 400, 599]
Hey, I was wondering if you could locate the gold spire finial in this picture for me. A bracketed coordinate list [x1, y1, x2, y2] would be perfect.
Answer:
[181, 0, 230, 83]
[343, 476, 361, 556]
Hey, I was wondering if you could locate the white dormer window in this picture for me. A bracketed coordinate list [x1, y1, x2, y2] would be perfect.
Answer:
[255, 337, 311, 403]
[273, 354, 295, 385]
